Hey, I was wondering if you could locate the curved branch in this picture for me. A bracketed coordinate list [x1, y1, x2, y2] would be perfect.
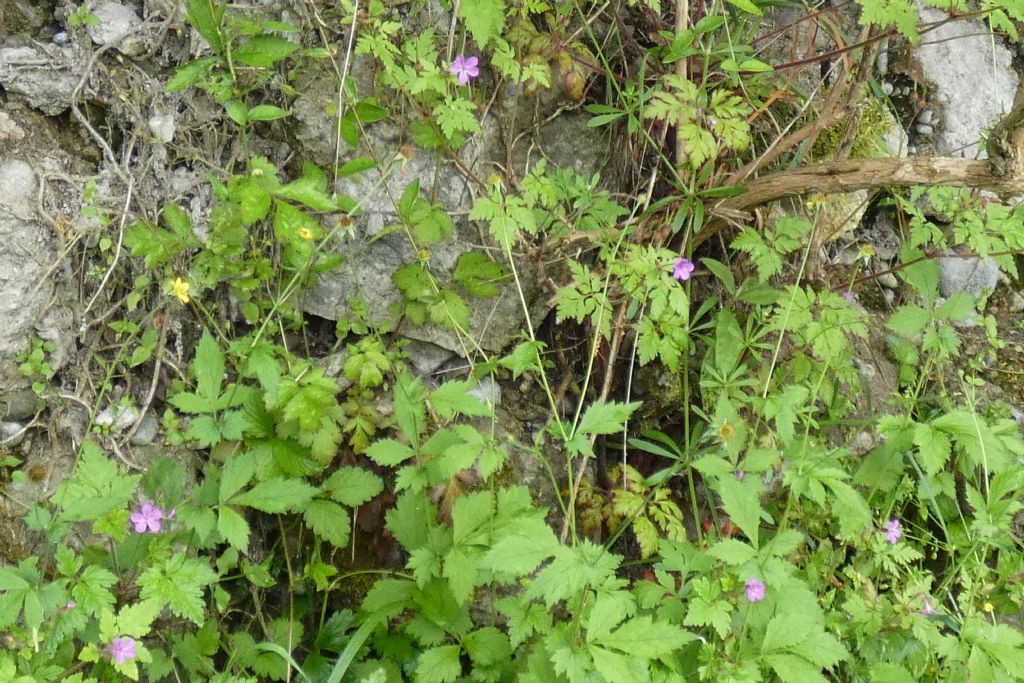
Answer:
[699, 156, 1023, 246]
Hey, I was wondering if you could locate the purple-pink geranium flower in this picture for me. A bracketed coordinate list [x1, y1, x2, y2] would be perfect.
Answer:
[673, 258, 695, 282]
[843, 291, 856, 303]
[109, 636, 136, 665]
[921, 597, 937, 615]
[735, 470, 745, 481]
[130, 501, 164, 533]
[884, 518, 902, 544]
[745, 578, 766, 603]
[449, 54, 480, 85]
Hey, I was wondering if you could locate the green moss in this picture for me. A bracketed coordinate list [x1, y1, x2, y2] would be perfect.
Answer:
[811, 97, 896, 160]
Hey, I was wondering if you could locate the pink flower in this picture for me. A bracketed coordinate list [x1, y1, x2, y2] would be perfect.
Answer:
[673, 258, 695, 282]
[735, 470, 745, 481]
[449, 54, 480, 85]
[884, 518, 902, 544]
[108, 636, 136, 664]
[745, 578, 766, 603]
[130, 501, 164, 533]
[920, 597, 937, 615]
[843, 291, 856, 303]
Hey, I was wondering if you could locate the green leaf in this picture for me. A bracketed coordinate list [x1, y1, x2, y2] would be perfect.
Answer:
[707, 538, 756, 566]
[394, 371, 426, 445]
[217, 506, 250, 552]
[230, 477, 318, 513]
[415, 644, 462, 683]
[858, 0, 919, 43]
[322, 467, 384, 507]
[219, 453, 257, 503]
[234, 36, 300, 67]
[365, 439, 414, 467]
[717, 475, 762, 547]
[595, 616, 695, 658]
[166, 56, 218, 92]
[577, 400, 642, 436]
[443, 547, 477, 605]
[430, 380, 492, 420]
[185, 0, 224, 53]
[248, 104, 290, 121]
[914, 422, 952, 476]
[585, 591, 633, 642]
[194, 329, 225, 403]
[724, 0, 762, 14]
[453, 251, 509, 298]
[138, 553, 216, 626]
[463, 627, 511, 668]
[303, 499, 351, 547]
[456, 0, 505, 48]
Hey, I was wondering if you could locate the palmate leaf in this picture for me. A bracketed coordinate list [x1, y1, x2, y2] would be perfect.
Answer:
[138, 553, 216, 626]
[322, 466, 383, 507]
[456, 0, 505, 47]
[229, 477, 318, 513]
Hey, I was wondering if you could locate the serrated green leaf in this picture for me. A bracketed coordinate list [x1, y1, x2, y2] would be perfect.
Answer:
[230, 477, 318, 513]
[303, 499, 351, 547]
[577, 400, 642, 436]
[365, 438, 414, 467]
[322, 467, 383, 507]
[456, 0, 505, 47]
[234, 36, 299, 67]
[430, 380, 491, 420]
[217, 506, 250, 553]
[219, 453, 257, 503]
[415, 644, 462, 683]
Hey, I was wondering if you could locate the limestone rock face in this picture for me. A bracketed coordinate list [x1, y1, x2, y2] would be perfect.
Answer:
[915, 6, 1018, 158]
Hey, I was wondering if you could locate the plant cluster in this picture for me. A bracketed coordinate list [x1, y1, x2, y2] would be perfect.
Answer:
[3, 0, 1024, 681]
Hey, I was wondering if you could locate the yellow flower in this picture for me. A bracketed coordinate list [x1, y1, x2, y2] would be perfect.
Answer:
[298, 227, 313, 241]
[171, 277, 190, 304]
[983, 602, 994, 613]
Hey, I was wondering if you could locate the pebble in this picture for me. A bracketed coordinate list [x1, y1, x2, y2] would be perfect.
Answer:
[917, 109, 933, 125]
[883, 288, 895, 306]
[876, 50, 889, 76]
[882, 82, 894, 96]
[877, 272, 899, 289]
[916, 123, 934, 136]
[1011, 292, 1024, 313]
[467, 376, 501, 409]
[129, 414, 159, 445]
[1, 421, 27, 447]
[52, 30, 70, 45]
[95, 404, 138, 431]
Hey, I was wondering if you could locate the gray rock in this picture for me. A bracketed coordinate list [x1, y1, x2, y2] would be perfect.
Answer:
[0, 112, 26, 142]
[87, 3, 145, 56]
[467, 376, 501, 409]
[1011, 292, 1024, 313]
[876, 272, 899, 289]
[1, 421, 28, 447]
[0, 160, 62, 415]
[915, 6, 1017, 158]
[148, 111, 176, 143]
[917, 109, 934, 126]
[95, 404, 139, 431]
[0, 45, 82, 115]
[405, 340, 457, 377]
[129, 414, 160, 445]
[938, 255, 1001, 298]
[915, 123, 934, 136]
[882, 82, 894, 96]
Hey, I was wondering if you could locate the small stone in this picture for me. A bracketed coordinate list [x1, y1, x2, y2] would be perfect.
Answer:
[52, 30, 71, 45]
[882, 82, 894, 96]
[1, 421, 27, 447]
[1011, 292, 1024, 313]
[883, 288, 895, 306]
[148, 112, 176, 143]
[467, 376, 501, 409]
[129, 414, 159, 445]
[86, 3, 144, 56]
[938, 256, 1001, 298]
[95, 404, 138, 431]
[917, 109, 934, 125]
[915, 123, 934, 135]
[877, 272, 899, 289]
[876, 50, 889, 76]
